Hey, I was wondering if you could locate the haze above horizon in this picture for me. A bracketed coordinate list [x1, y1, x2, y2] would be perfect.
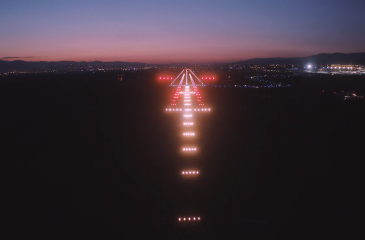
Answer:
[1, 0, 365, 63]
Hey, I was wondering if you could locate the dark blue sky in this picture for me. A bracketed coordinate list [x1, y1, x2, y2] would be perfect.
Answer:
[1, 0, 364, 63]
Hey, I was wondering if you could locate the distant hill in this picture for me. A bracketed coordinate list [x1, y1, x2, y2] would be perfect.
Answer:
[0, 60, 148, 72]
[234, 53, 365, 65]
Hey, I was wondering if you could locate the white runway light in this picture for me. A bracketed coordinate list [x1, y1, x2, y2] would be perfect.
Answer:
[178, 216, 201, 221]
[182, 132, 195, 136]
[183, 114, 192, 117]
[181, 170, 199, 175]
[182, 148, 197, 151]
[183, 122, 193, 126]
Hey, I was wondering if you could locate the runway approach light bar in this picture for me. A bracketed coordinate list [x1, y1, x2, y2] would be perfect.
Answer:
[193, 108, 211, 111]
[166, 108, 183, 112]
[182, 171, 199, 175]
[178, 217, 200, 221]
[183, 122, 193, 126]
[182, 148, 197, 151]
[182, 132, 195, 136]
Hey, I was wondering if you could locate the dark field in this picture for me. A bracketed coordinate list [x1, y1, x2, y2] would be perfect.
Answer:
[4, 71, 365, 239]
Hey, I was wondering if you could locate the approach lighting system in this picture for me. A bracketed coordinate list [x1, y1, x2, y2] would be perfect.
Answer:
[182, 132, 195, 136]
[178, 217, 200, 221]
[182, 148, 197, 151]
[181, 171, 199, 175]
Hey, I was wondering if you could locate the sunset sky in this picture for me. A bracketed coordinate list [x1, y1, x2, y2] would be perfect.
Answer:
[1, 0, 365, 63]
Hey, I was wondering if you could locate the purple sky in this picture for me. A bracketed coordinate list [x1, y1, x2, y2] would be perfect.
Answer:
[1, 0, 365, 63]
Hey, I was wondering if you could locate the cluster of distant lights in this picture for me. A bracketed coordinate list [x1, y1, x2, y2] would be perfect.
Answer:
[178, 217, 200, 221]
[183, 122, 193, 126]
[182, 171, 199, 175]
[182, 148, 197, 151]
[182, 132, 195, 136]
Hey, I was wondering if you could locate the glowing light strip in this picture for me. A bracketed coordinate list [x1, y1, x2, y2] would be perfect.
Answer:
[182, 132, 195, 136]
[178, 217, 200, 221]
[171, 70, 185, 85]
[192, 108, 211, 111]
[183, 114, 192, 117]
[183, 122, 193, 126]
[190, 70, 204, 85]
[182, 171, 199, 174]
[184, 103, 191, 106]
[166, 108, 183, 111]
[182, 148, 196, 151]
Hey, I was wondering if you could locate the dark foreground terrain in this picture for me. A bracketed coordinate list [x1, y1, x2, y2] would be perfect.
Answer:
[4, 71, 364, 240]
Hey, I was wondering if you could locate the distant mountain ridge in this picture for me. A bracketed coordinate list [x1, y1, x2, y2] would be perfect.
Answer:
[234, 52, 365, 65]
[0, 60, 148, 72]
